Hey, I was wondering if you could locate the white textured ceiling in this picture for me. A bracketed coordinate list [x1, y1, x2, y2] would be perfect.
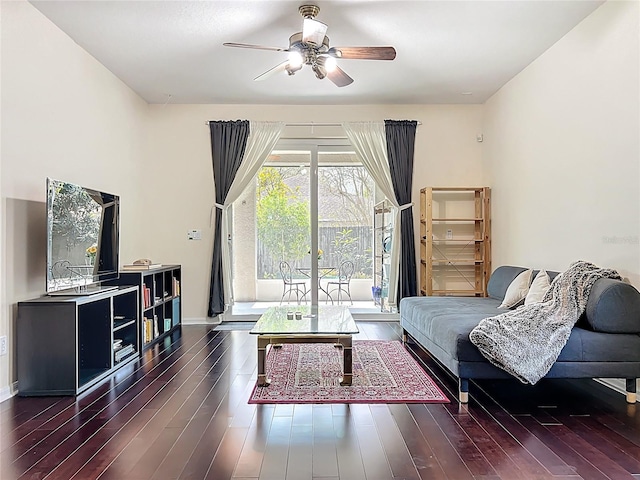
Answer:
[29, 0, 604, 105]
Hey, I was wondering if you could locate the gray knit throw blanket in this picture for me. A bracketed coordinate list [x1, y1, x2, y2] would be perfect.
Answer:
[469, 261, 621, 384]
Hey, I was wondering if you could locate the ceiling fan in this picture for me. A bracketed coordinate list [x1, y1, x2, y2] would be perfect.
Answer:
[223, 4, 396, 87]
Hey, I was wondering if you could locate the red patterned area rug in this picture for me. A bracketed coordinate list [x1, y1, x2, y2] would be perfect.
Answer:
[248, 340, 449, 404]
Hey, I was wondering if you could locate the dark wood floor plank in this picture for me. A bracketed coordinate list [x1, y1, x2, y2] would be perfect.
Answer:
[149, 363, 237, 478]
[178, 408, 232, 480]
[444, 404, 529, 480]
[6, 326, 214, 466]
[1, 323, 639, 480]
[1, 396, 73, 441]
[349, 403, 375, 427]
[332, 413, 367, 480]
[285, 424, 313, 480]
[567, 415, 640, 473]
[546, 421, 638, 479]
[387, 403, 448, 480]
[70, 332, 241, 480]
[355, 423, 394, 480]
[229, 382, 258, 429]
[7, 328, 215, 479]
[516, 414, 612, 480]
[61, 409, 157, 480]
[99, 344, 234, 478]
[19, 381, 167, 480]
[370, 404, 421, 480]
[291, 404, 313, 427]
[407, 404, 474, 480]
[427, 403, 499, 478]
[205, 426, 249, 480]
[232, 404, 274, 478]
[116, 427, 184, 480]
[10, 328, 222, 479]
[472, 401, 574, 477]
[460, 401, 552, 478]
[311, 405, 339, 479]
[258, 415, 292, 480]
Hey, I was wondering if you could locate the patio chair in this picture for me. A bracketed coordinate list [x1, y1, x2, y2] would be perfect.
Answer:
[325, 260, 355, 305]
[279, 261, 309, 305]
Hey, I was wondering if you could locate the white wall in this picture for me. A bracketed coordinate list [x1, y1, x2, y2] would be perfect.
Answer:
[0, 0, 149, 398]
[144, 104, 484, 319]
[483, 0, 640, 286]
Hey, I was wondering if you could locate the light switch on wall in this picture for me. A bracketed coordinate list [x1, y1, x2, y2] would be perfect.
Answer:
[188, 229, 202, 240]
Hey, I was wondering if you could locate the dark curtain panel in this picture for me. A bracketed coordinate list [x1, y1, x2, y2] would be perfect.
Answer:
[385, 119, 418, 304]
[208, 120, 250, 317]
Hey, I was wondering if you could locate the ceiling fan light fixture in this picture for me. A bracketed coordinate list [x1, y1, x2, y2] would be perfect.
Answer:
[288, 50, 304, 68]
[324, 56, 337, 72]
[302, 18, 328, 46]
[285, 61, 303, 76]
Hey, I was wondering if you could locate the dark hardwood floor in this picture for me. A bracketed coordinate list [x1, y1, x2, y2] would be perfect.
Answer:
[1, 322, 639, 480]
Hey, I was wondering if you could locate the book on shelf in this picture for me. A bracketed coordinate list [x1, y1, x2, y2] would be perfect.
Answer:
[114, 344, 135, 362]
[143, 316, 153, 343]
[122, 263, 162, 270]
[143, 286, 151, 309]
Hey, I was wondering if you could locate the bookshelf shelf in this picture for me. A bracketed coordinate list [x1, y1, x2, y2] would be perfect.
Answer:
[107, 265, 182, 350]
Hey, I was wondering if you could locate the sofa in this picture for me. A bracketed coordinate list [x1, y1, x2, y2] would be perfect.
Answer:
[400, 265, 640, 403]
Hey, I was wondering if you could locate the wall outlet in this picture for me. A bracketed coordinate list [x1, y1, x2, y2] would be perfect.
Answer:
[446, 229, 453, 240]
[0, 336, 6, 356]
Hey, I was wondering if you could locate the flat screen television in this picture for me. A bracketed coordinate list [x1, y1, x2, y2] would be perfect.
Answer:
[46, 178, 120, 295]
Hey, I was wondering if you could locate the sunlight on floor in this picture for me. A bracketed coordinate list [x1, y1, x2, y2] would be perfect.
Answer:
[231, 300, 394, 318]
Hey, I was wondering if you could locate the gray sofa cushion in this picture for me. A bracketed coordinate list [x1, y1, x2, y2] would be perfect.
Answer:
[400, 294, 640, 365]
[400, 296, 505, 363]
[585, 278, 640, 333]
[487, 266, 528, 300]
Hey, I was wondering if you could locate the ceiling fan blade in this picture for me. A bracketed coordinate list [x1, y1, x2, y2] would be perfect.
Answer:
[254, 60, 290, 81]
[223, 42, 288, 52]
[327, 66, 354, 88]
[302, 18, 328, 46]
[329, 46, 396, 60]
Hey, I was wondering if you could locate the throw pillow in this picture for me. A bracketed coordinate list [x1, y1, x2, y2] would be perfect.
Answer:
[524, 270, 552, 305]
[498, 269, 532, 308]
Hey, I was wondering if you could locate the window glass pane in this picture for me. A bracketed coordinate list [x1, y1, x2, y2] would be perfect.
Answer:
[318, 153, 374, 280]
[256, 163, 310, 280]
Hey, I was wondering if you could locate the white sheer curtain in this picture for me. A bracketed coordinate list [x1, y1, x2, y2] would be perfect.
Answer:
[218, 121, 285, 307]
[342, 121, 402, 305]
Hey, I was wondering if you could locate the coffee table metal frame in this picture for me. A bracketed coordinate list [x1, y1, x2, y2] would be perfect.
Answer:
[256, 334, 353, 386]
[250, 305, 358, 387]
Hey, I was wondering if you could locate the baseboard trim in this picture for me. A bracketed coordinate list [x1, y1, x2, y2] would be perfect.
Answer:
[182, 317, 220, 326]
[0, 382, 17, 404]
[596, 378, 639, 402]
[183, 313, 400, 324]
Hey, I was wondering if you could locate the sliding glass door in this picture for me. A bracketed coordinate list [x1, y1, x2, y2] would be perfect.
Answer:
[230, 140, 376, 315]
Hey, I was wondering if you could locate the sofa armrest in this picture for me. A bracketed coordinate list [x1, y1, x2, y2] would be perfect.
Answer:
[585, 278, 640, 333]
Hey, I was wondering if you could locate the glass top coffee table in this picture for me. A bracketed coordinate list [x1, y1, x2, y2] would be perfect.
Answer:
[250, 305, 359, 386]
